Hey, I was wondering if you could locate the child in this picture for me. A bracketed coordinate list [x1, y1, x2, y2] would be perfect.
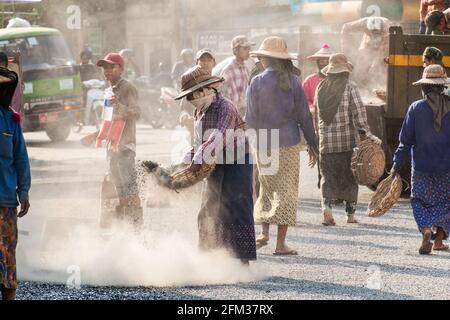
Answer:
[97, 53, 142, 225]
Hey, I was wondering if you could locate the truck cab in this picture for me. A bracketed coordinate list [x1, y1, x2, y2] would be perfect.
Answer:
[0, 27, 83, 141]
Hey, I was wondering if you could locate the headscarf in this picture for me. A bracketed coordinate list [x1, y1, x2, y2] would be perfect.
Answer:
[0, 67, 18, 109]
[421, 84, 450, 132]
[267, 57, 299, 91]
[316, 72, 349, 125]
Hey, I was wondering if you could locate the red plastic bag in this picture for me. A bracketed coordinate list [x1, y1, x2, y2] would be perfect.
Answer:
[96, 119, 126, 152]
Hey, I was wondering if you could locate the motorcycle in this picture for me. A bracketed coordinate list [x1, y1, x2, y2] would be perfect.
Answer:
[83, 79, 106, 130]
[159, 86, 181, 129]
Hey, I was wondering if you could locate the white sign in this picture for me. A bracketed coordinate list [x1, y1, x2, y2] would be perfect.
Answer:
[24, 82, 33, 94]
[60, 78, 74, 91]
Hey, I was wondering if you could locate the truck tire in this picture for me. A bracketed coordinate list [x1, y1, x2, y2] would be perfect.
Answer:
[45, 122, 72, 142]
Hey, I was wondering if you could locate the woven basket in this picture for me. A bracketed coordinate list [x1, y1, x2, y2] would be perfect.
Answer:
[142, 161, 215, 191]
[367, 174, 403, 218]
[351, 139, 386, 187]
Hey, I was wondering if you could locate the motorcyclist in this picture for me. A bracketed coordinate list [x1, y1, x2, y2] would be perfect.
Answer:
[171, 48, 195, 90]
[79, 47, 100, 82]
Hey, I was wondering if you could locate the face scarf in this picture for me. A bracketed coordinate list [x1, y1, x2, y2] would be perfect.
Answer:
[190, 93, 215, 114]
[317, 72, 349, 126]
[421, 85, 450, 132]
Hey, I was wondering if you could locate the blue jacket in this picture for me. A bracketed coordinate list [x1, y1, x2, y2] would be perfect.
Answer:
[0, 107, 31, 208]
[246, 68, 318, 149]
[393, 99, 450, 174]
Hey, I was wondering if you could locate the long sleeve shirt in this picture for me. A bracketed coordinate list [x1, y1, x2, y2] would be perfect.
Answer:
[303, 73, 323, 112]
[110, 78, 140, 153]
[184, 93, 247, 164]
[316, 82, 370, 154]
[220, 58, 250, 115]
[0, 107, 31, 208]
[245, 68, 318, 150]
[393, 99, 450, 174]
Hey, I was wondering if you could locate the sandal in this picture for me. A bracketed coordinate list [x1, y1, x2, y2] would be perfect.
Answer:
[273, 249, 298, 256]
[256, 238, 269, 250]
[322, 211, 336, 226]
[433, 244, 449, 251]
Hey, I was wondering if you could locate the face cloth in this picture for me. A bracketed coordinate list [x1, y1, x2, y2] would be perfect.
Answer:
[190, 94, 215, 113]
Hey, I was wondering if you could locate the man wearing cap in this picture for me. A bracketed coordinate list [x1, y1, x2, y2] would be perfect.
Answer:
[421, 0, 448, 34]
[341, 17, 392, 86]
[220, 35, 255, 117]
[172, 49, 195, 90]
[176, 66, 256, 264]
[392, 64, 450, 255]
[315, 53, 382, 226]
[97, 53, 143, 225]
[303, 44, 334, 113]
[196, 48, 216, 75]
[425, 9, 450, 34]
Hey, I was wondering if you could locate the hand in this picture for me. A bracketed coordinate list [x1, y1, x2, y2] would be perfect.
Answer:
[390, 165, 399, 177]
[367, 133, 382, 145]
[110, 96, 119, 108]
[18, 200, 30, 218]
[308, 148, 318, 168]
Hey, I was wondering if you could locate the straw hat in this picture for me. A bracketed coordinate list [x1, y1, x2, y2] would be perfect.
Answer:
[175, 66, 224, 100]
[250, 36, 296, 60]
[321, 53, 354, 75]
[307, 43, 334, 60]
[413, 64, 450, 86]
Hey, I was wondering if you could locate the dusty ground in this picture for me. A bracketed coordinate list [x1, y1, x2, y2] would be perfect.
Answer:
[15, 124, 449, 300]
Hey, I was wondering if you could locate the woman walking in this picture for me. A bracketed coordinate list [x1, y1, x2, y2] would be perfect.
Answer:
[392, 64, 450, 255]
[246, 37, 318, 256]
[315, 53, 382, 226]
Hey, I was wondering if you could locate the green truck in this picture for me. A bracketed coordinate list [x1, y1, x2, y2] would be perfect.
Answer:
[0, 27, 83, 141]
[299, 26, 450, 190]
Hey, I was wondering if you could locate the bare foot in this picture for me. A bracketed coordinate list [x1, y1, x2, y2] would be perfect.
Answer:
[433, 228, 449, 251]
[419, 229, 433, 255]
[322, 211, 336, 226]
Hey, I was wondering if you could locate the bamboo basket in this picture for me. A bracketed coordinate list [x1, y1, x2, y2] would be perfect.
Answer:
[351, 139, 386, 187]
[368, 174, 403, 218]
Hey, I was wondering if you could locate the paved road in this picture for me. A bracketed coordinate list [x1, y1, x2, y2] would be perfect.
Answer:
[16, 125, 449, 300]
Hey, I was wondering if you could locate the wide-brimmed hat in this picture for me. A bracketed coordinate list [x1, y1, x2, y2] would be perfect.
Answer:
[250, 37, 296, 60]
[413, 64, 450, 86]
[307, 43, 334, 60]
[321, 53, 354, 75]
[175, 66, 224, 100]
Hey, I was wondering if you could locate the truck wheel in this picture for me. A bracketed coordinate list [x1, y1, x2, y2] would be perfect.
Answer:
[45, 122, 72, 142]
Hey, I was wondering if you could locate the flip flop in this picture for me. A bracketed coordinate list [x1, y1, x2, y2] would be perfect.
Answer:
[322, 219, 336, 227]
[273, 249, 298, 256]
[256, 239, 268, 250]
[433, 245, 450, 251]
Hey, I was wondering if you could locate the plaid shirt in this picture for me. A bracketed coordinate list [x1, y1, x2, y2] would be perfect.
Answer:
[316, 82, 370, 154]
[220, 58, 249, 114]
[184, 93, 246, 164]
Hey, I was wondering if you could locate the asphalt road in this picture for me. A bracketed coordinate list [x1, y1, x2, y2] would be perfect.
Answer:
[15, 124, 449, 300]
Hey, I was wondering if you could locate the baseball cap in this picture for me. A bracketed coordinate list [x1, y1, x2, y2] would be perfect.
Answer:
[196, 48, 216, 61]
[97, 53, 125, 68]
[231, 35, 256, 49]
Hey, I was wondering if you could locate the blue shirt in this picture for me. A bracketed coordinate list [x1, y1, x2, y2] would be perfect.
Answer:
[246, 68, 318, 149]
[0, 107, 31, 208]
[393, 99, 450, 174]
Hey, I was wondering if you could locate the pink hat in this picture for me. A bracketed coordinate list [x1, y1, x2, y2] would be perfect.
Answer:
[97, 53, 125, 68]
